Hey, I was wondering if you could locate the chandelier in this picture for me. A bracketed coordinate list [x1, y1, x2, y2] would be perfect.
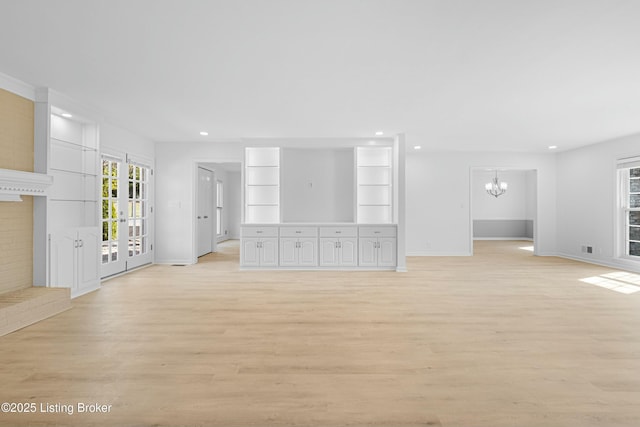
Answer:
[485, 170, 508, 198]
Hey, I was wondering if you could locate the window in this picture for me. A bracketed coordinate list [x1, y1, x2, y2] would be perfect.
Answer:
[618, 158, 640, 258]
[216, 180, 223, 237]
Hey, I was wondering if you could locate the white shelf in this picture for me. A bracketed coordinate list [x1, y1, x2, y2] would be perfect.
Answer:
[356, 147, 392, 224]
[245, 147, 281, 224]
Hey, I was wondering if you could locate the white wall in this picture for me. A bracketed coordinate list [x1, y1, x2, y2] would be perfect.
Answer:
[525, 169, 536, 221]
[101, 122, 155, 161]
[281, 148, 354, 223]
[406, 150, 556, 256]
[155, 142, 243, 264]
[225, 171, 241, 239]
[556, 133, 640, 272]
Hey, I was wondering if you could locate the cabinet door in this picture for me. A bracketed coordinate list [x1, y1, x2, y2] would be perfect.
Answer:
[260, 238, 279, 267]
[279, 238, 298, 266]
[298, 238, 318, 267]
[358, 238, 378, 267]
[241, 238, 260, 266]
[49, 230, 77, 288]
[378, 237, 397, 267]
[339, 238, 358, 267]
[319, 239, 338, 266]
[77, 227, 101, 292]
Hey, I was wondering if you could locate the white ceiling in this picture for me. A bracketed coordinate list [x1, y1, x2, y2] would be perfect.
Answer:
[1, 0, 640, 152]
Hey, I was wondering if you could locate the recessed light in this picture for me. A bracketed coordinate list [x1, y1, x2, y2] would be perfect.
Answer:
[548, 145, 557, 150]
[61, 113, 72, 118]
[200, 131, 209, 136]
[414, 145, 421, 150]
[375, 131, 384, 136]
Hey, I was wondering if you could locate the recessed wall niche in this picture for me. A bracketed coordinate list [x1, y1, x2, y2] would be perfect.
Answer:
[281, 148, 354, 223]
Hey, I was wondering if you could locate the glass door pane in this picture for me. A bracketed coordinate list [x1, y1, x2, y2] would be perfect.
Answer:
[129, 164, 150, 259]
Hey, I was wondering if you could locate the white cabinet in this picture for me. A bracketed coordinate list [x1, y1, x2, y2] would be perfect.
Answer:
[358, 226, 397, 268]
[279, 227, 317, 267]
[50, 227, 100, 297]
[241, 226, 278, 267]
[319, 227, 358, 267]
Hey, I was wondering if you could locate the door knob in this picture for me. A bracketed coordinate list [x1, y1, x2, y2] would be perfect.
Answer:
[197, 216, 201, 219]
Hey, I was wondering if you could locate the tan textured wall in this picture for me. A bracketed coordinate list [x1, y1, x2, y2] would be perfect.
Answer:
[0, 88, 35, 293]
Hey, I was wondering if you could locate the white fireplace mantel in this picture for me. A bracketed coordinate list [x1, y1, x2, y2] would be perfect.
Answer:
[0, 168, 53, 202]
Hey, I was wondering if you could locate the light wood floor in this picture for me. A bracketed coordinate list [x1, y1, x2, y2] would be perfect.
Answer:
[1, 240, 640, 427]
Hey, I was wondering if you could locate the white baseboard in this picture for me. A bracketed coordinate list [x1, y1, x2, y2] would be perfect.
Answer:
[406, 251, 472, 257]
[555, 252, 640, 274]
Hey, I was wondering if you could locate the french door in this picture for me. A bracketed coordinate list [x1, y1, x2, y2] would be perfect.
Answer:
[101, 154, 153, 278]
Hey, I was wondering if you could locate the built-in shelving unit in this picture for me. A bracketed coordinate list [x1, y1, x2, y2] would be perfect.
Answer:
[356, 146, 392, 224]
[33, 91, 101, 298]
[244, 147, 280, 223]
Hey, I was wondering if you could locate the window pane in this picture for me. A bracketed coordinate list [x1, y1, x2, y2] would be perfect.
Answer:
[111, 242, 118, 262]
[102, 160, 109, 176]
[630, 226, 640, 241]
[135, 182, 140, 199]
[631, 194, 640, 208]
[630, 241, 640, 256]
[630, 211, 640, 226]
[129, 181, 133, 199]
[101, 242, 109, 264]
[111, 220, 118, 240]
[631, 179, 640, 193]
[142, 219, 146, 235]
[102, 221, 109, 241]
[111, 162, 118, 177]
[111, 178, 118, 198]
[142, 237, 147, 254]
[102, 178, 109, 197]
[136, 166, 141, 180]
[631, 168, 640, 178]
[141, 182, 146, 199]
[102, 200, 109, 220]
[129, 221, 134, 237]
[129, 164, 134, 179]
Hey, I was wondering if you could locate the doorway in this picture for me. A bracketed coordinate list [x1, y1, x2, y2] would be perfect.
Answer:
[195, 162, 242, 262]
[101, 153, 153, 278]
[470, 168, 537, 255]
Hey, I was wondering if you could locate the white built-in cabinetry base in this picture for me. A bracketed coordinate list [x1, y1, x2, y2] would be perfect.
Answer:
[240, 224, 397, 270]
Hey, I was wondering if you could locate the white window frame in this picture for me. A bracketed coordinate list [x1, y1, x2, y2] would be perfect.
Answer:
[216, 180, 223, 237]
[617, 156, 640, 261]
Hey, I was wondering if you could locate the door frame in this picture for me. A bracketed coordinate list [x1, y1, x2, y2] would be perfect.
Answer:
[197, 166, 216, 257]
[100, 149, 155, 278]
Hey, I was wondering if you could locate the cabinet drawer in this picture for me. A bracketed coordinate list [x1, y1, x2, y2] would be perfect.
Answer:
[358, 225, 397, 238]
[319, 226, 357, 238]
[241, 226, 279, 237]
[279, 226, 318, 238]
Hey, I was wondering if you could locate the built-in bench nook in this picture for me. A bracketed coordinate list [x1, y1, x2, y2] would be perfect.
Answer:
[0, 287, 71, 337]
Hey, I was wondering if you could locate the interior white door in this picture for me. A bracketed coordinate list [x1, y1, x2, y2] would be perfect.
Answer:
[197, 167, 214, 257]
